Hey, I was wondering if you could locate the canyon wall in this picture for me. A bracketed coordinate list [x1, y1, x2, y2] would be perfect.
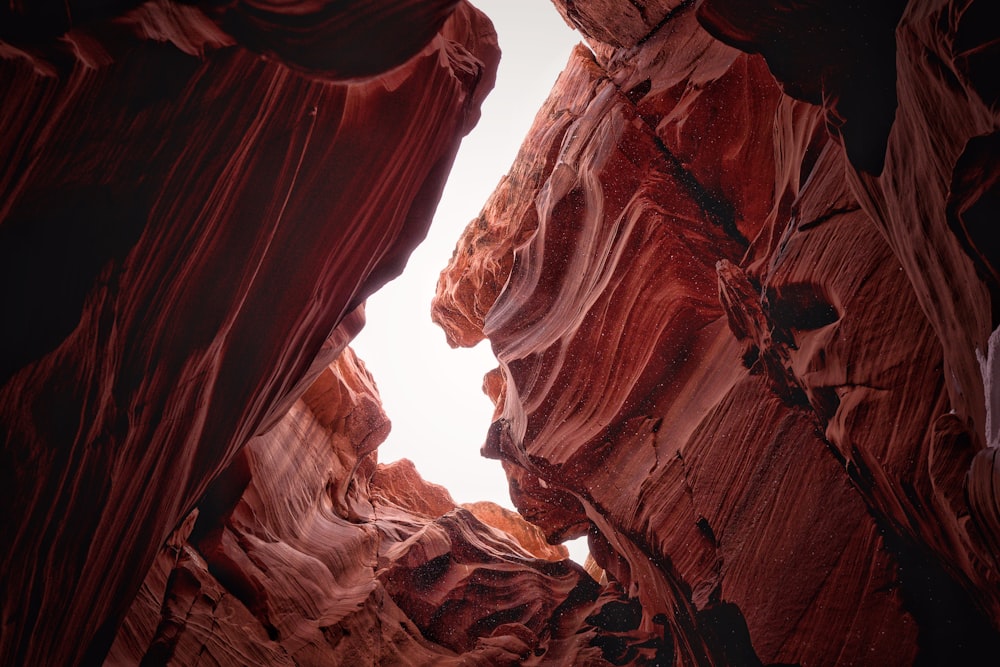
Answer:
[1, 0, 998, 665]
[435, 0, 1000, 663]
[106, 348, 624, 666]
[0, 1, 504, 663]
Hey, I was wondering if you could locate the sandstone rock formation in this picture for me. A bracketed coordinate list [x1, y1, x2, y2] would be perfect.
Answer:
[0, 1, 504, 664]
[435, 0, 1000, 663]
[3, 0, 999, 665]
[107, 349, 621, 665]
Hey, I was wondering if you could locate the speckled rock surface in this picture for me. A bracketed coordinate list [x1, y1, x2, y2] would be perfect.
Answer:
[4, 0, 999, 664]
[434, 0, 1000, 663]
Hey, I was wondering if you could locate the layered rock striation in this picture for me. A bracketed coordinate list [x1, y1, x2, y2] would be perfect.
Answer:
[3, 0, 999, 664]
[435, 0, 1000, 663]
[107, 349, 619, 665]
[0, 1, 505, 664]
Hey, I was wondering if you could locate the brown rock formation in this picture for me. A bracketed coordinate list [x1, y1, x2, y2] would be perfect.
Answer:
[0, 0, 463, 81]
[108, 348, 619, 665]
[3, 0, 999, 664]
[0, 1, 501, 664]
[461, 501, 571, 562]
[435, 0, 1000, 663]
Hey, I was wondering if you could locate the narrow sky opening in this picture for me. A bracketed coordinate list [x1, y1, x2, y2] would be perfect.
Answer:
[351, 1, 588, 563]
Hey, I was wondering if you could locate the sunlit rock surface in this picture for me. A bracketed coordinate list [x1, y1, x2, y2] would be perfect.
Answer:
[109, 349, 623, 665]
[435, 0, 1000, 663]
[0, 1, 502, 664]
[461, 501, 570, 562]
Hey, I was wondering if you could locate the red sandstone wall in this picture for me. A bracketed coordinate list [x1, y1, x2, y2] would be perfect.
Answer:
[2, 0, 998, 664]
[0, 1, 498, 664]
[107, 349, 617, 665]
[435, 0, 1000, 663]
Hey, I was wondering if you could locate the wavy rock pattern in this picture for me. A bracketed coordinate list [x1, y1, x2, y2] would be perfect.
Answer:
[0, 1, 499, 664]
[0, 0, 463, 80]
[109, 349, 619, 665]
[3, 0, 999, 664]
[435, 0, 1000, 663]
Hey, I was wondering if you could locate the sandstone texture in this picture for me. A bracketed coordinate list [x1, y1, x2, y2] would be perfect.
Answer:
[435, 0, 1000, 663]
[107, 349, 622, 666]
[2, 0, 999, 665]
[0, 1, 504, 664]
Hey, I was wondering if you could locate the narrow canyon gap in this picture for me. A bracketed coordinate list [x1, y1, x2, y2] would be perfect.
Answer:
[1, 1, 998, 666]
[350, 0, 589, 564]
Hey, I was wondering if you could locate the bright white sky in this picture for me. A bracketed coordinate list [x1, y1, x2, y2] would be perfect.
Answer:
[351, 1, 587, 562]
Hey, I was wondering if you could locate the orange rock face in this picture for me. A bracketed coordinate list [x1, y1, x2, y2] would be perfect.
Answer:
[461, 501, 571, 562]
[435, 0, 1000, 663]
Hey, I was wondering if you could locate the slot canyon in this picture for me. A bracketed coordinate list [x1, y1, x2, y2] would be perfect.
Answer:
[1, 0, 998, 665]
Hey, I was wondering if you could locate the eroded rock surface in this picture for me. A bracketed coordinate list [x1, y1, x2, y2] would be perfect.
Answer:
[109, 349, 626, 665]
[0, 1, 501, 664]
[4, 0, 999, 664]
[435, 0, 1000, 663]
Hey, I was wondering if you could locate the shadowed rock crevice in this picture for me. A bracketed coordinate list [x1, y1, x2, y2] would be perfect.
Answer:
[696, 0, 907, 175]
[947, 131, 1000, 327]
